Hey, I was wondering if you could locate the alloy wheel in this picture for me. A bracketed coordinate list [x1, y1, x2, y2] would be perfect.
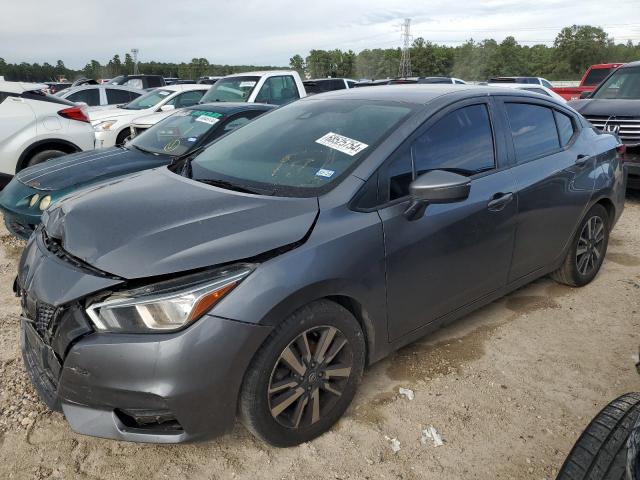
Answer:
[268, 326, 353, 429]
[576, 215, 605, 276]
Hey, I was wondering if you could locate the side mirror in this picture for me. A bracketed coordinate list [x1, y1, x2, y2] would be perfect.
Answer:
[160, 104, 175, 112]
[404, 170, 471, 221]
[579, 91, 591, 99]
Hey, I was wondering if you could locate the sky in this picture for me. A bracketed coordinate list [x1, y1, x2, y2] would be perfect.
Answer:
[0, 0, 639, 69]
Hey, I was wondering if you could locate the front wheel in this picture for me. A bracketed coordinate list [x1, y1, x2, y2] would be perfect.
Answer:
[552, 204, 609, 287]
[239, 300, 365, 447]
[115, 129, 132, 146]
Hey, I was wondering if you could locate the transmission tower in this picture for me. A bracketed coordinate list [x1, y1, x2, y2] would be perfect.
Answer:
[398, 18, 412, 78]
[131, 48, 139, 74]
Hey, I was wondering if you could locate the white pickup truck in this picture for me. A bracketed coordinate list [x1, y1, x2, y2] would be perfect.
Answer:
[198, 70, 307, 105]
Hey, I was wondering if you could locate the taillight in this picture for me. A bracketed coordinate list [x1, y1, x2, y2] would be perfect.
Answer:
[58, 105, 90, 123]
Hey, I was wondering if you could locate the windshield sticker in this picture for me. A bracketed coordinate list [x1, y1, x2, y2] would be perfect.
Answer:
[187, 137, 197, 142]
[239, 81, 257, 88]
[315, 168, 335, 178]
[190, 110, 223, 119]
[315, 132, 368, 156]
[195, 115, 219, 126]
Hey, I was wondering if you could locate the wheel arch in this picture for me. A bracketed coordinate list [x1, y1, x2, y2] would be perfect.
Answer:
[17, 139, 82, 172]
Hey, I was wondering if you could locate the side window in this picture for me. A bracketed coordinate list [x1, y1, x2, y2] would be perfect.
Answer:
[169, 90, 205, 108]
[125, 79, 144, 89]
[255, 76, 300, 105]
[541, 79, 553, 89]
[554, 110, 575, 146]
[67, 89, 100, 106]
[384, 104, 495, 201]
[106, 88, 134, 105]
[347, 81, 357, 88]
[505, 103, 560, 164]
[413, 104, 495, 177]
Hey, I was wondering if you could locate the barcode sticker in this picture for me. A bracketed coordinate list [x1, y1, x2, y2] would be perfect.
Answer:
[315, 132, 368, 156]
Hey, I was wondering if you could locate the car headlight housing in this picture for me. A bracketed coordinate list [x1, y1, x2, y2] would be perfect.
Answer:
[39, 195, 52, 211]
[93, 120, 118, 132]
[86, 264, 253, 333]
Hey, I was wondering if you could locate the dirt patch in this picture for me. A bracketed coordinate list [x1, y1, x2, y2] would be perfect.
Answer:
[607, 252, 640, 267]
[0, 235, 25, 261]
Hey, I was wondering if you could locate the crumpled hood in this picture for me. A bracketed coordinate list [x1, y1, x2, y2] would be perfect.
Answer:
[569, 99, 640, 117]
[16, 147, 168, 191]
[42, 168, 319, 279]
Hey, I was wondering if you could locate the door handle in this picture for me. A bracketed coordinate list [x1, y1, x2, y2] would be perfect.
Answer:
[575, 154, 589, 166]
[487, 192, 514, 211]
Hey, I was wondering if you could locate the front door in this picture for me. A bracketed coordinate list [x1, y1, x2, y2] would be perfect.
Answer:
[378, 100, 518, 341]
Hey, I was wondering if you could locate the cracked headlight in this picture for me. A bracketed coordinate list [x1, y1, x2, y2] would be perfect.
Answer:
[86, 264, 253, 333]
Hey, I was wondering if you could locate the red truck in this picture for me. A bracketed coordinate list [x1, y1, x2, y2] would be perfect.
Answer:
[552, 63, 623, 101]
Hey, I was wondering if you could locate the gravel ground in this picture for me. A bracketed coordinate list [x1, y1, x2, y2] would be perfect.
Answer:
[0, 192, 639, 480]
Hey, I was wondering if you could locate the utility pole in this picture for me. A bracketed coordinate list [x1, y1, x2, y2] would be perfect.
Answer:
[131, 48, 139, 75]
[398, 18, 412, 78]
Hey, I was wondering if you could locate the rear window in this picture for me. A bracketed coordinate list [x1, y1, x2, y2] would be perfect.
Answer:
[583, 68, 613, 86]
[505, 103, 560, 164]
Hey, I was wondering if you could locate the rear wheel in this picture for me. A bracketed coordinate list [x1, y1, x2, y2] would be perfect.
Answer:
[26, 149, 66, 168]
[552, 204, 609, 287]
[239, 300, 365, 447]
[557, 393, 640, 480]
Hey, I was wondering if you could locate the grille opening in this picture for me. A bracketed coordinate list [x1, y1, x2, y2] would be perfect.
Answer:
[115, 408, 183, 432]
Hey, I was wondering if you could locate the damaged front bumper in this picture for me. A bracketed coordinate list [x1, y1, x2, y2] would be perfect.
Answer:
[17, 229, 272, 443]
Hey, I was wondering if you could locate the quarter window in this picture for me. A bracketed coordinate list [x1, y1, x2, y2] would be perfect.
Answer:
[554, 111, 575, 146]
[505, 103, 560, 164]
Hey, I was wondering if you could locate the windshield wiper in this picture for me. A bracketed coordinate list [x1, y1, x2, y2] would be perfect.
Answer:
[195, 178, 274, 196]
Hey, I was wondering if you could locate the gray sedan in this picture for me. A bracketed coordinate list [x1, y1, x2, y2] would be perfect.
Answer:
[17, 85, 625, 446]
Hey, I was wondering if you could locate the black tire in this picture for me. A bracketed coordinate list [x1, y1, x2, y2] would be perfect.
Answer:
[26, 149, 66, 168]
[552, 204, 609, 287]
[239, 299, 365, 447]
[116, 129, 131, 146]
[557, 392, 640, 480]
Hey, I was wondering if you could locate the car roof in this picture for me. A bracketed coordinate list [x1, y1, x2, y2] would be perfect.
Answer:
[621, 61, 640, 68]
[302, 84, 566, 105]
[189, 102, 276, 114]
[224, 70, 296, 78]
[0, 81, 48, 94]
[157, 84, 211, 92]
[63, 84, 144, 93]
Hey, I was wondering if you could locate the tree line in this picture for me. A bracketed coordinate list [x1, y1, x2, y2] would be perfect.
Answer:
[0, 54, 285, 83]
[1, 25, 638, 83]
[291, 25, 640, 81]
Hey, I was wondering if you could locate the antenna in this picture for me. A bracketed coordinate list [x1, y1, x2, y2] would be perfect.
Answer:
[398, 18, 412, 78]
[131, 48, 139, 75]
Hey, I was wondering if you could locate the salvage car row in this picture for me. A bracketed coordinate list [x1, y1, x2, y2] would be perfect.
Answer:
[0, 61, 636, 448]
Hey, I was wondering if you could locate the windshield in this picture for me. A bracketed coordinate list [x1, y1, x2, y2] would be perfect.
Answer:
[129, 109, 224, 156]
[123, 89, 172, 110]
[591, 67, 640, 100]
[200, 76, 260, 103]
[583, 67, 613, 87]
[189, 99, 415, 196]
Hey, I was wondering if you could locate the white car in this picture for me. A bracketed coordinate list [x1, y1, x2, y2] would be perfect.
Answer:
[0, 81, 95, 185]
[486, 83, 567, 103]
[56, 84, 145, 108]
[199, 70, 306, 105]
[90, 84, 210, 147]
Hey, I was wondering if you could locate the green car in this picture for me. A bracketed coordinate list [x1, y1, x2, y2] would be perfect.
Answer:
[0, 103, 274, 239]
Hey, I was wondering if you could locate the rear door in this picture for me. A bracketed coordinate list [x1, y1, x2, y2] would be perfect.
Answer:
[496, 96, 594, 281]
[378, 98, 518, 341]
